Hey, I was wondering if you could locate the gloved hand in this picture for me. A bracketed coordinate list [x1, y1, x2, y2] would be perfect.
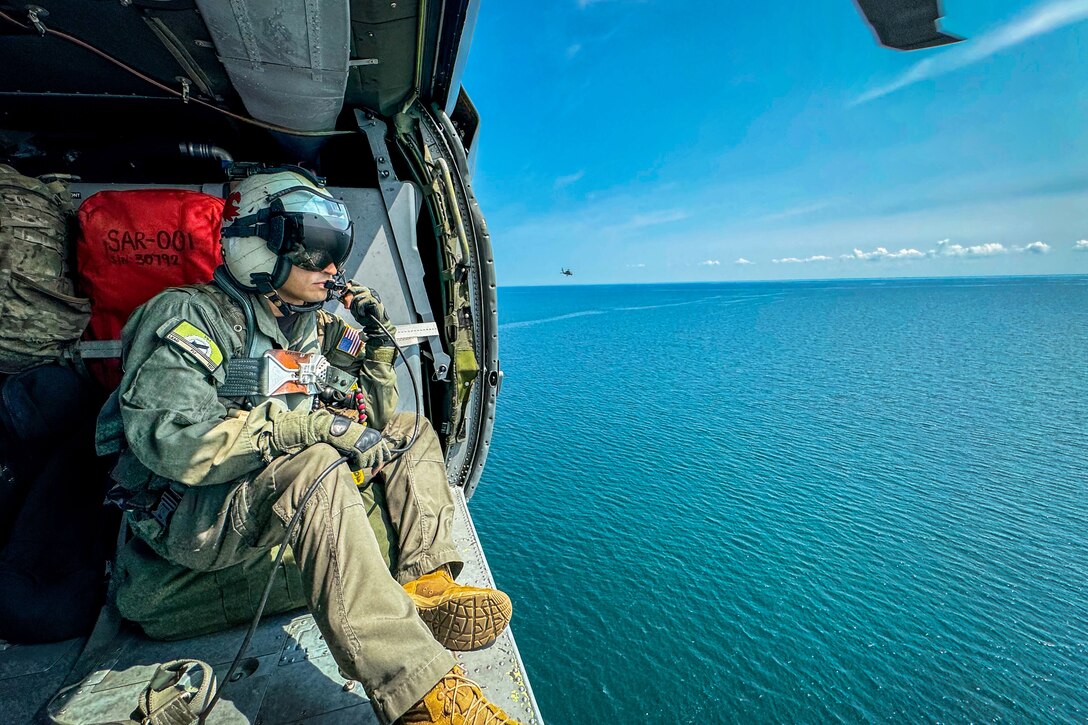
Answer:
[273, 409, 396, 471]
[341, 282, 395, 341]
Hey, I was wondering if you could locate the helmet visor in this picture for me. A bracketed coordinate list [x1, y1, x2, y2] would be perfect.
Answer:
[283, 211, 354, 272]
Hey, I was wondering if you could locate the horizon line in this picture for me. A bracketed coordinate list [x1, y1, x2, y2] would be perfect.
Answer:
[497, 272, 1088, 289]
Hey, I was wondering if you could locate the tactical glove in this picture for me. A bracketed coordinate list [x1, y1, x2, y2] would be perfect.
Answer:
[342, 282, 395, 341]
[273, 409, 396, 471]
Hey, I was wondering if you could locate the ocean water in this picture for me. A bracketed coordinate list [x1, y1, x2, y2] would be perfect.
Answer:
[469, 276, 1088, 724]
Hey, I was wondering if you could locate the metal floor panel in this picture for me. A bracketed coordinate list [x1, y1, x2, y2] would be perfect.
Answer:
[8, 487, 541, 725]
[0, 639, 84, 724]
[449, 487, 543, 725]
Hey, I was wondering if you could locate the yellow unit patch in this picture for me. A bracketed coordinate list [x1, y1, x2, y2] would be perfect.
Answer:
[165, 320, 223, 372]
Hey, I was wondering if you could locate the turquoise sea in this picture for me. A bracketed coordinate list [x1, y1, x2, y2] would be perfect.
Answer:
[470, 276, 1088, 724]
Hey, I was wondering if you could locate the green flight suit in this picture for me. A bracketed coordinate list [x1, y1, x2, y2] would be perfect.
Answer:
[96, 280, 459, 723]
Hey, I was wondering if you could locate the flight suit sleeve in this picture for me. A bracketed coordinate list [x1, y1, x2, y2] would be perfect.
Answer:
[114, 291, 285, 486]
[320, 312, 399, 431]
[359, 351, 399, 431]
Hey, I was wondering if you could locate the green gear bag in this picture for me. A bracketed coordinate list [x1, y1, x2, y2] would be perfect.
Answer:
[114, 535, 309, 641]
[114, 480, 397, 640]
[0, 165, 90, 373]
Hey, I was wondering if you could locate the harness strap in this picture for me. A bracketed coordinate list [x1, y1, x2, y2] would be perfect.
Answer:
[221, 352, 357, 398]
[219, 357, 262, 397]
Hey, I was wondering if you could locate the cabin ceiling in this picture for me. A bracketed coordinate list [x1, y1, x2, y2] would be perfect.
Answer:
[0, 0, 471, 130]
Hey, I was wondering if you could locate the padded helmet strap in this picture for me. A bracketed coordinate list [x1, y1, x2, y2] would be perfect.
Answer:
[248, 254, 291, 295]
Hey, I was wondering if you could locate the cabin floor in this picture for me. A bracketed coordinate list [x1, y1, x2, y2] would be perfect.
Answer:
[0, 488, 541, 724]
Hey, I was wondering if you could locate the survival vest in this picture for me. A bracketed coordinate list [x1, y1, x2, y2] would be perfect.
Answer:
[0, 165, 91, 373]
[76, 189, 224, 389]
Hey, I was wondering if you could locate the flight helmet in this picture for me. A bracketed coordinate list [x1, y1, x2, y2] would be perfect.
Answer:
[220, 167, 353, 311]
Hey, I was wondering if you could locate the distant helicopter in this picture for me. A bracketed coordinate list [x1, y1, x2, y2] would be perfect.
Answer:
[561, 268, 573, 276]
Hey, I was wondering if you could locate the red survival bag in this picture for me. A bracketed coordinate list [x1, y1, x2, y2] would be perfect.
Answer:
[76, 189, 224, 389]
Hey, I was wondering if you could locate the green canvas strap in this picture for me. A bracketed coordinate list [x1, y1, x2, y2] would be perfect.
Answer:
[134, 659, 217, 725]
[417, 136, 479, 440]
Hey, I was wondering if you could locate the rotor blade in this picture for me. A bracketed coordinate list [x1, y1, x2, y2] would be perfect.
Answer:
[854, 0, 964, 51]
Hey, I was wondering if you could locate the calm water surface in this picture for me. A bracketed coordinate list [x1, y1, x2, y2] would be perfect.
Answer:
[470, 276, 1087, 724]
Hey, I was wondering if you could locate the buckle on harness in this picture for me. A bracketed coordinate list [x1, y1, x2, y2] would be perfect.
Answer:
[263, 350, 330, 396]
[152, 488, 183, 528]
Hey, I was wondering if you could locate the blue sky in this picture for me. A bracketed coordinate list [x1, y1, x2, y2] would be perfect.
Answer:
[461, 0, 1088, 285]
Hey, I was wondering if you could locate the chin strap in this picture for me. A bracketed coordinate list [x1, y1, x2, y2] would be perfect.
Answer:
[262, 288, 326, 314]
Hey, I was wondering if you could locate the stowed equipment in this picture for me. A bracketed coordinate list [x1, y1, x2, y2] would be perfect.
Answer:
[0, 165, 90, 373]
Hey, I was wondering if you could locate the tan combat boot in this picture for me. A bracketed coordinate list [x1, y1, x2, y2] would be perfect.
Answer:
[402, 568, 512, 651]
[397, 667, 524, 725]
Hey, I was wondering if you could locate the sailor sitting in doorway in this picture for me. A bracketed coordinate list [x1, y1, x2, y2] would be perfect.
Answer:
[96, 168, 521, 725]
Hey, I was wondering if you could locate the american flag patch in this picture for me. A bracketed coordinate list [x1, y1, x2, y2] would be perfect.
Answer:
[336, 327, 363, 357]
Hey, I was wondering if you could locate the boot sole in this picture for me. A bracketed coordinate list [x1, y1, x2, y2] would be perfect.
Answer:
[416, 589, 513, 651]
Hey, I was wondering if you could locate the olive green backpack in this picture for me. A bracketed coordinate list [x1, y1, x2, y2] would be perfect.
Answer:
[0, 165, 90, 373]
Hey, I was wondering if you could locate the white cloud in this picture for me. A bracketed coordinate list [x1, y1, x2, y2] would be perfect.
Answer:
[762, 201, 836, 221]
[758, 239, 1052, 269]
[855, 0, 1088, 104]
[933, 240, 1008, 257]
[565, 44, 582, 59]
[699, 259, 721, 266]
[554, 170, 585, 190]
[842, 247, 927, 261]
[1074, 240, 1088, 251]
[772, 255, 833, 264]
[626, 263, 646, 268]
[837, 239, 1052, 260]
[734, 258, 754, 265]
[613, 208, 689, 231]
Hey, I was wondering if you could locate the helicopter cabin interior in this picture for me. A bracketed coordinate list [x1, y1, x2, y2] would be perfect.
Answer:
[0, 0, 537, 722]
